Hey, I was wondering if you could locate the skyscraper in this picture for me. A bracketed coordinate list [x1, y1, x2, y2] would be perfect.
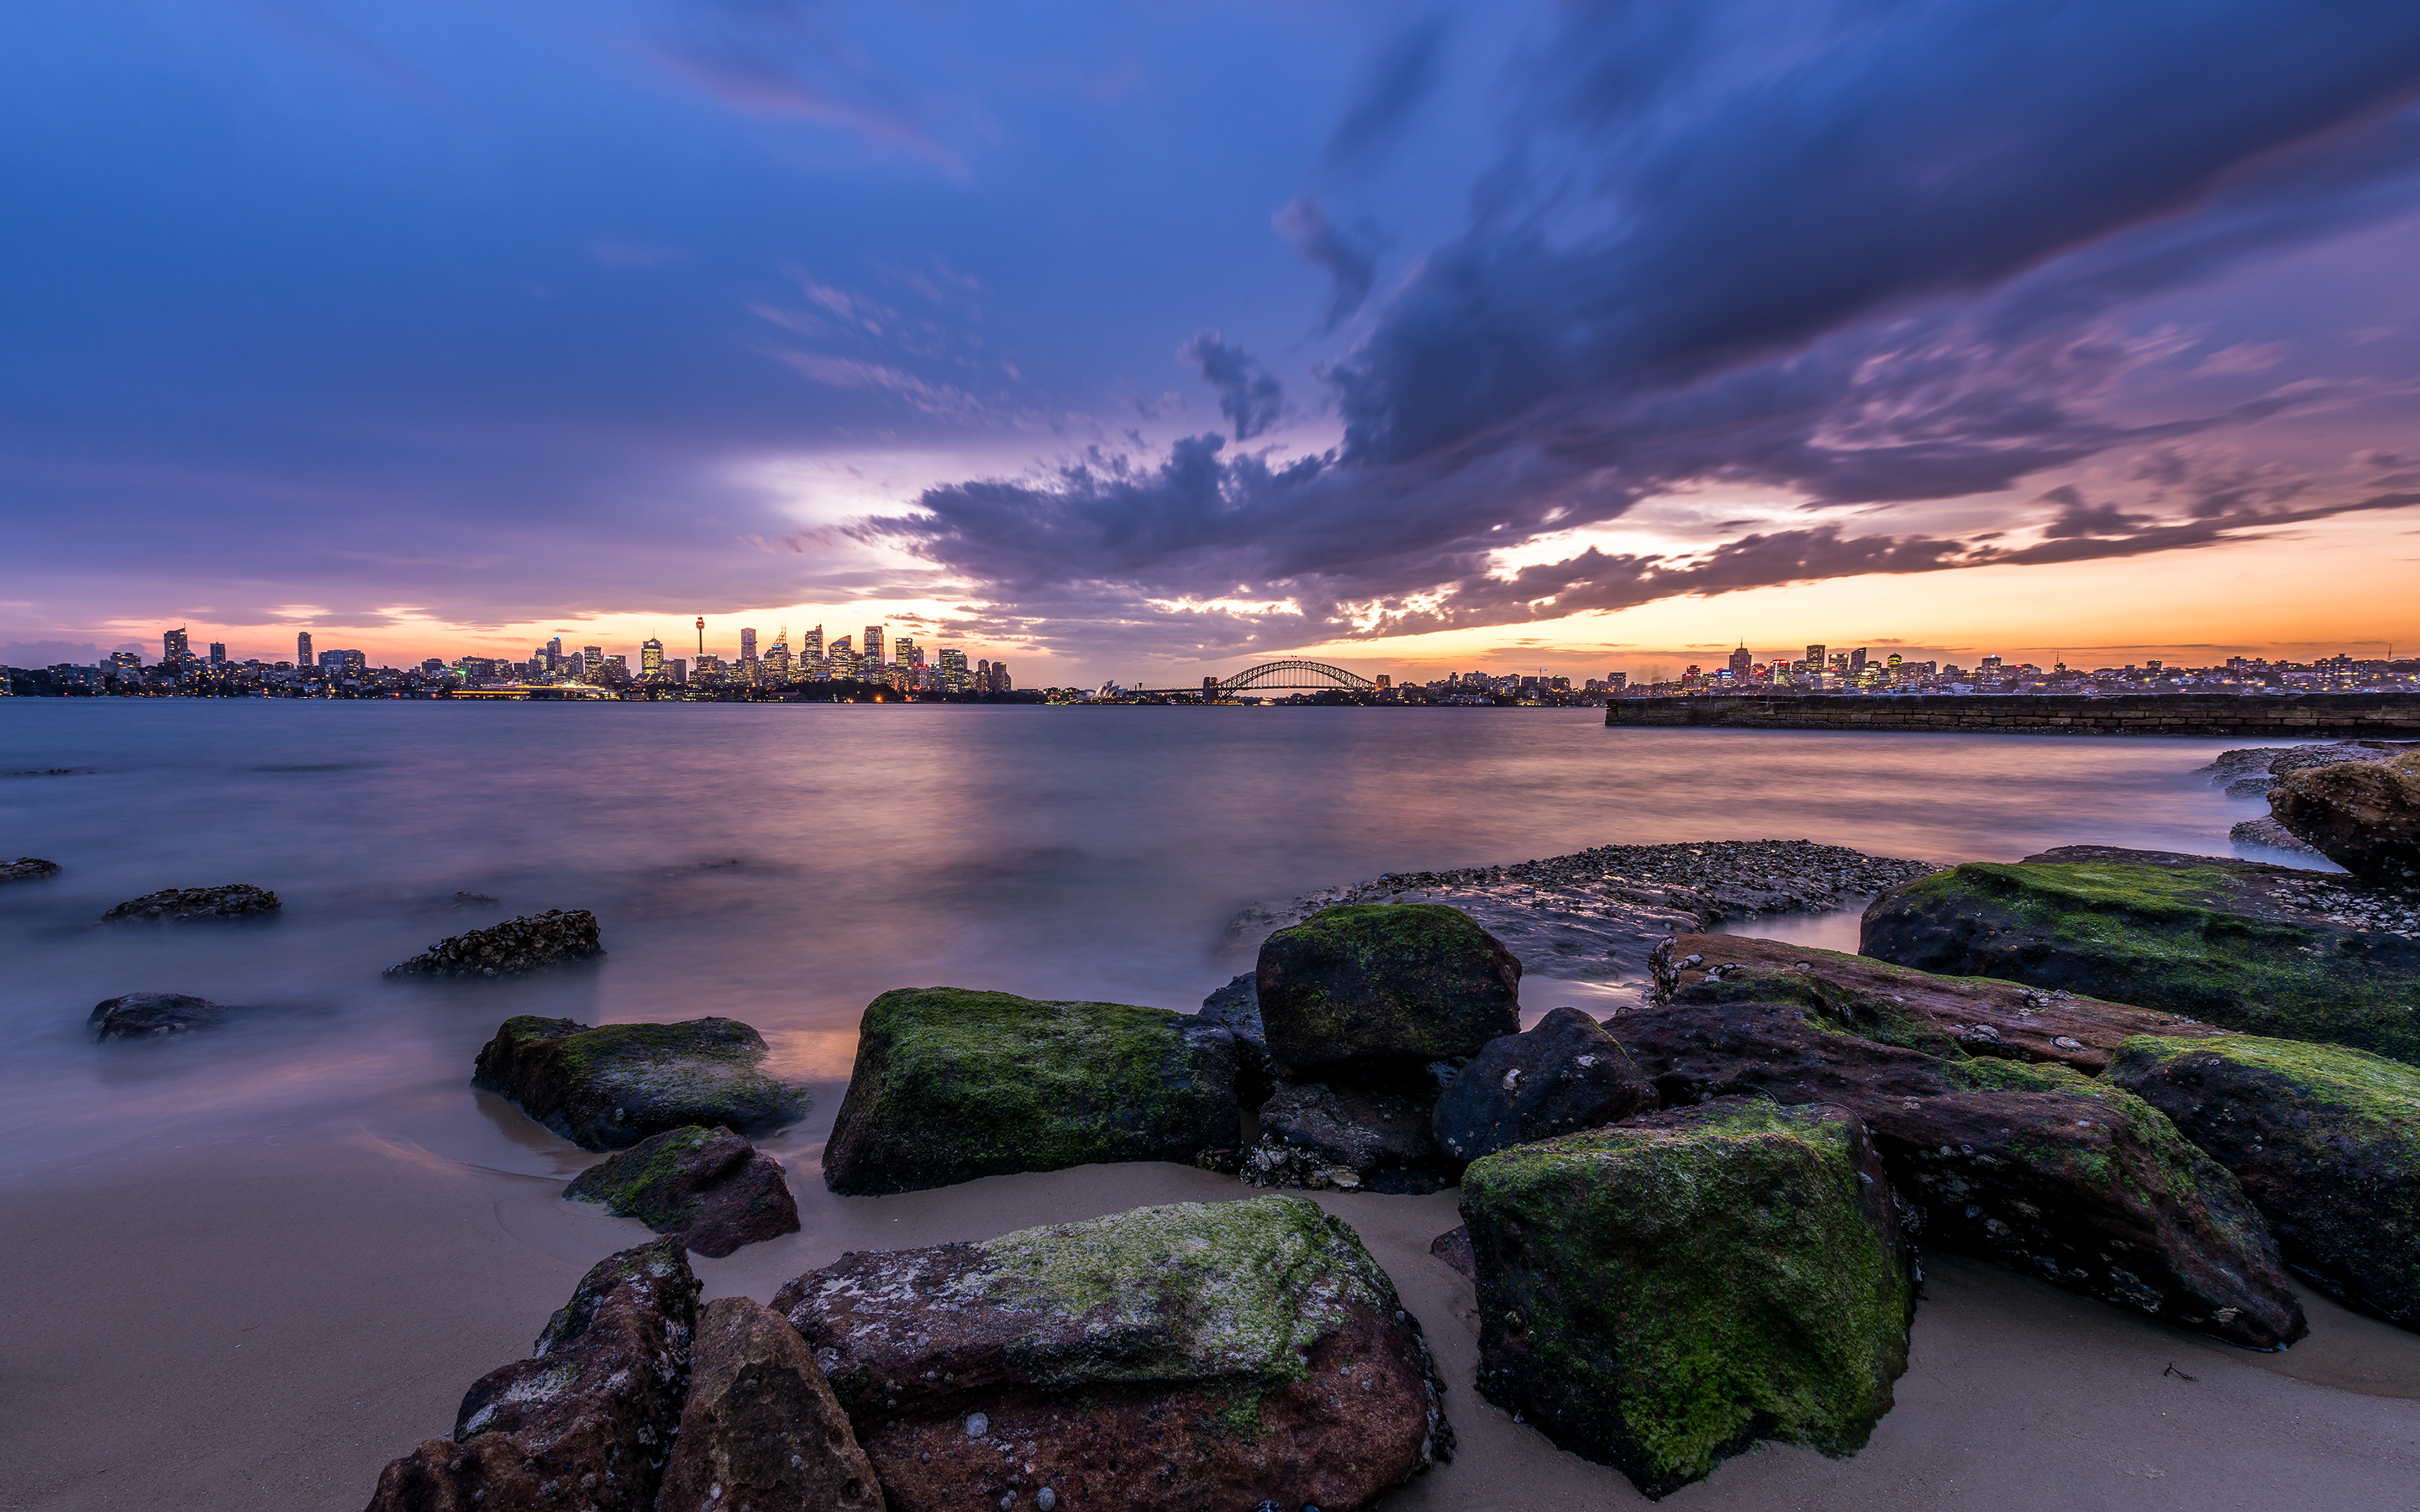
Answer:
[1849, 648, 1867, 672]
[1727, 643, 1752, 677]
[208, 642, 226, 665]
[1804, 643, 1825, 670]
[894, 636, 919, 669]
[297, 631, 313, 667]
[162, 627, 190, 664]
[863, 625, 884, 669]
[828, 634, 855, 680]
[939, 647, 967, 690]
[800, 625, 823, 662]
[740, 627, 758, 664]
[640, 638, 664, 680]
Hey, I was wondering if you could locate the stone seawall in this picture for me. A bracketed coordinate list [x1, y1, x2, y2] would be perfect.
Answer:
[1604, 693, 2420, 738]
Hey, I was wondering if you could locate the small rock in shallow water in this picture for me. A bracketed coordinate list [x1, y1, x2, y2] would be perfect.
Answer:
[385, 907, 603, 977]
[102, 884, 278, 921]
[88, 993, 228, 1040]
[474, 1014, 809, 1152]
[562, 1124, 799, 1257]
[2, 857, 61, 884]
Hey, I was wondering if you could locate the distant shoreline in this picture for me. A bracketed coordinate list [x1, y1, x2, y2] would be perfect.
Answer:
[1607, 690, 2420, 740]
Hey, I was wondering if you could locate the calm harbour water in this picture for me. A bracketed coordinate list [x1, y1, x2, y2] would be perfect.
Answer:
[0, 701, 2296, 1184]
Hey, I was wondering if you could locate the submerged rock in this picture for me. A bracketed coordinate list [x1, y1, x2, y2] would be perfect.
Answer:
[1649, 933, 2224, 1074]
[2, 856, 61, 884]
[2109, 1034, 2420, 1330]
[87, 992, 228, 1040]
[1430, 1006, 1657, 1163]
[655, 1296, 885, 1512]
[773, 1196, 1450, 1512]
[387, 908, 605, 978]
[1612, 994, 2304, 1349]
[101, 883, 278, 921]
[822, 988, 1242, 1195]
[1256, 903, 1522, 1074]
[2270, 750, 2420, 888]
[474, 1015, 810, 1152]
[1246, 1068, 1456, 1193]
[1462, 1100, 1912, 1499]
[364, 1236, 699, 1512]
[564, 1125, 798, 1258]
[1861, 847, 2420, 1066]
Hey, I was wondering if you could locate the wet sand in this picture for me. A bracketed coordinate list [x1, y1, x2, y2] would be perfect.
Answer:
[7, 1082, 2418, 1512]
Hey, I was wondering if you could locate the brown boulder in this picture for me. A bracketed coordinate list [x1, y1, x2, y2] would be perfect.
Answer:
[1650, 934, 2226, 1074]
[2270, 750, 2420, 887]
[655, 1297, 883, 1512]
[565, 1126, 799, 1258]
[364, 1237, 701, 1512]
[1610, 994, 2305, 1349]
[772, 1196, 1449, 1512]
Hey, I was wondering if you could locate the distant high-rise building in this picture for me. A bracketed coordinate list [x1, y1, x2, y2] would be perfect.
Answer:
[1804, 644, 1824, 671]
[1849, 648, 1867, 672]
[939, 648, 968, 690]
[640, 638, 664, 680]
[893, 636, 918, 669]
[164, 628, 190, 664]
[546, 636, 563, 670]
[1886, 652, 1902, 669]
[317, 648, 366, 675]
[989, 661, 1011, 693]
[800, 625, 823, 661]
[828, 634, 856, 680]
[1727, 643, 1752, 677]
[762, 642, 791, 682]
[670, 657, 687, 684]
[566, 652, 588, 680]
[582, 644, 603, 666]
[863, 625, 885, 669]
[297, 631, 313, 667]
[740, 627, 758, 664]
[1607, 672, 1627, 690]
[208, 642, 227, 665]
[1376, 674, 1392, 690]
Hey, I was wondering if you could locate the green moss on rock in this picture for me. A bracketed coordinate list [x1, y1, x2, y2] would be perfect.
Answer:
[1257, 903, 1523, 1073]
[1862, 852, 2420, 1065]
[472, 1015, 809, 1151]
[1460, 1100, 1912, 1499]
[821, 988, 1244, 1194]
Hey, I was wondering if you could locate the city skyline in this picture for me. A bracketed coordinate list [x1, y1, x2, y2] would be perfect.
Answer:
[5, 5, 2419, 686]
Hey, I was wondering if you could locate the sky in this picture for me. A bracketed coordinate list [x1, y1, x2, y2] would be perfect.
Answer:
[6, 0, 2420, 685]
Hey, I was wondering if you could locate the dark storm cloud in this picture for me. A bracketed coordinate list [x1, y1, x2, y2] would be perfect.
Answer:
[884, 0, 2420, 654]
[1272, 197, 1380, 329]
[1317, 16, 1447, 177]
[1177, 331, 1286, 441]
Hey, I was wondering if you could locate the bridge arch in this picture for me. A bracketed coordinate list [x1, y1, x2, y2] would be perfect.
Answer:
[1216, 659, 1376, 693]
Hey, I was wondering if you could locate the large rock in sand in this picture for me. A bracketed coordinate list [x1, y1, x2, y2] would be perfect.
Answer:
[2109, 1034, 2420, 1329]
[655, 1296, 884, 1512]
[1460, 1099, 1912, 1499]
[772, 1196, 1451, 1512]
[475, 1016, 810, 1152]
[88, 992, 228, 1040]
[364, 1236, 700, 1512]
[102, 883, 279, 921]
[1256, 903, 1521, 1074]
[1430, 1006, 1656, 1163]
[821, 989, 1243, 1195]
[2270, 750, 2420, 887]
[564, 1125, 798, 1258]
[387, 909, 606, 978]
[1861, 847, 2420, 1066]
[1613, 990, 2305, 1349]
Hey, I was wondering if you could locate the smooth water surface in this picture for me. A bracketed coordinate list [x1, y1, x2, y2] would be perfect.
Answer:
[0, 701, 2286, 1181]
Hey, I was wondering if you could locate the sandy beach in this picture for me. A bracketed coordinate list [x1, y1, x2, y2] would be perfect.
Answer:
[9, 1074, 2417, 1512]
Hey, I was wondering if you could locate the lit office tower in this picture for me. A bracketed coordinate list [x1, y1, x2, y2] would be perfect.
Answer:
[297, 631, 313, 666]
[762, 629, 792, 683]
[863, 625, 884, 669]
[799, 625, 823, 663]
[162, 627, 190, 664]
[1849, 648, 1867, 673]
[1727, 643, 1752, 677]
[546, 636, 564, 671]
[1804, 643, 1825, 670]
[740, 627, 758, 664]
[640, 638, 664, 679]
[208, 643, 226, 665]
[893, 636, 919, 669]
[828, 634, 855, 679]
[939, 647, 968, 690]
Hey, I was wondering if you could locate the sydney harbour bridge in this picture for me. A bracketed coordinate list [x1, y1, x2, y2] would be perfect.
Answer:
[1132, 659, 1376, 698]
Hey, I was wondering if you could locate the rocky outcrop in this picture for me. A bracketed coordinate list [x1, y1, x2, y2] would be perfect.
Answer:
[1461, 1100, 1912, 1499]
[1256, 903, 1522, 1074]
[2270, 750, 2420, 888]
[87, 992, 228, 1040]
[2229, 815, 2324, 858]
[474, 1016, 810, 1152]
[565, 1126, 799, 1259]
[1649, 933, 2226, 1074]
[387, 909, 605, 977]
[1197, 972, 1264, 1042]
[1244, 1068, 1455, 1193]
[1232, 840, 1934, 1016]
[2, 856, 60, 883]
[1612, 993, 2304, 1349]
[655, 1297, 884, 1512]
[1430, 1007, 1656, 1163]
[2108, 1034, 2420, 1330]
[2202, 742, 2399, 798]
[772, 1196, 1449, 1512]
[822, 989, 1243, 1195]
[1861, 846, 2420, 1065]
[365, 1237, 700, 1512]
[102, 883, 278, 921]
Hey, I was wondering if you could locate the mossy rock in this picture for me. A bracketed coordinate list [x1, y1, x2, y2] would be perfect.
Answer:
[1256, 903, 1522, 1074]
[473, 1015, 809, 1151]
[563, 1124, 799, 1258]
[822, 988, 1244, 1194]
[2109, 1034, 2420, 1328]
[1861, 847, 2420, 1065]
[1460, 1099, 1912, 1499]
[772, 1196, 1450, 1512]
